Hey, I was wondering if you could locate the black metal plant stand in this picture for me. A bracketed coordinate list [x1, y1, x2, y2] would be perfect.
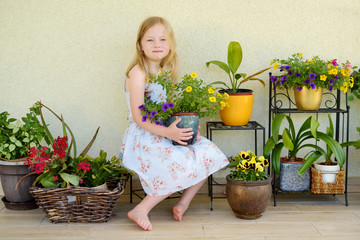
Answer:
[206, 121, 266, 210]
[268, 73, 350, 206]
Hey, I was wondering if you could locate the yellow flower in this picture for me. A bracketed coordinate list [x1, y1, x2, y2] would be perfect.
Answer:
[190, 72, 197, 78]
[270, 60, 274, 65]
[186, 86, 192, 92]
[273, 63, 279, 69]
[220, 101, 226, 108]
[146, 77, 151, 83]
[298, 53, 303, 57]
[209, 96, 216, 102]
[340, 86, 348, 93]
[217, 93, 222, 98]
[341, 69, 349, 76]
[158, 69, 162, 74]
[327, 64, 332, 69]
[343, 82, 348, 87]
[306, 67, 310, 70]
[208, 88, 215, 94]
[212, 86, 217, 90]
[350, 77, 354, 88]
[328, 68, 338, 75]
[306, 59, 311, 63]
[223, 93, 229, 99]
[255, 162, 264, 172]
[320, 75, 327, 81]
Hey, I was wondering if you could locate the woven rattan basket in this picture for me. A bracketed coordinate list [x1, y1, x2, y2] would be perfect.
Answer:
[310, 166, 345, 194]
[29, 178, 127, 223]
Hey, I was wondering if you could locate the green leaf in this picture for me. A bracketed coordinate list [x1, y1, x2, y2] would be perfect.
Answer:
[227, 41, 242, 75]
[205, 60, 230, 75]
[9, 144, 15, 152]
[23, 138, 30, 143]
[272, 143, 284, 174]
[326, 114, 334, 138]
[40, 177, 58, 188]
[15, 140, 22, 147]
[59, 172, 80, 186]
[29, 142, 36, 148]
[297, 151, 322, 175]
[271, 114, 287, 143]
[282, 128, 294, 151]
[9, 136, 17, 143]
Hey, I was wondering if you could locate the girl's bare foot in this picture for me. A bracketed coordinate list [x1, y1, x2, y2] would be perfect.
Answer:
[172, 203, 188, 221]
[128, 209, 152, 231]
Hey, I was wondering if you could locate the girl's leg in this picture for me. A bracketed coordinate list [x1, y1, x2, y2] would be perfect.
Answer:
[128, 194, 170, 231]
[172, 178, 207, 221]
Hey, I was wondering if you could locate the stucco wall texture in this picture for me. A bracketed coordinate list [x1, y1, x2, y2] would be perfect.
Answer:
[1, 0, 360, 176]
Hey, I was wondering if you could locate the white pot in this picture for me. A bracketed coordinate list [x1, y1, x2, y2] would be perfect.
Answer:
[314, 163, 340, 183]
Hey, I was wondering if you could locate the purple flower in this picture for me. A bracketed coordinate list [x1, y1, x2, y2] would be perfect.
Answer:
[138, 104, 145, 110]
[284, 65, 291, 70]
[334, 75, 339, 80]
[168, 102, 175, 109]
[162, 103, 169, 112]
[310, 82, 316, 89]
[329, 85, 333, 92]
[270, 76, 278, 83]
[304, 78, 310, 84]
[296, 86, 303, 91]
[309, 73, 316, 79]
[142, 114, 148, 122]
[328, 78, 335, 85]
[150, 111, 157, 117]
[281, 75, 287, 81]
[287, 70, 293, 75]
[295, 72, 301, 77]
[155, 120, 162, 125]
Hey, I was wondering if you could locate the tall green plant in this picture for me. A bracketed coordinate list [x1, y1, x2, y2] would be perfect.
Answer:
[206, 41, 271, 93]
[297, 115, 360, 174]
[264, 114, 345, 174]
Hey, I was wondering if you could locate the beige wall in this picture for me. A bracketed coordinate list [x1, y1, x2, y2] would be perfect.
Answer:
[1, 0, 360, 176]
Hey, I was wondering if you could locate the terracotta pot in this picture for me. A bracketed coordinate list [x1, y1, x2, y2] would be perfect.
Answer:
[165, 112, 199, 145]
[279, 157, 311, 192]
[226, 174, 271, 219]
[220, 89, 253, 126]
[294, 87, 323, 111]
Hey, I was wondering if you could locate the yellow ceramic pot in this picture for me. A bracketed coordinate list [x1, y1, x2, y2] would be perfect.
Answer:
[220, 89, 253, 126]
[294, 87, 323, 111]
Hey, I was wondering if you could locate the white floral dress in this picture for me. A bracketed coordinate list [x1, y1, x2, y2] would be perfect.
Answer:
[119, 81, 229, 196]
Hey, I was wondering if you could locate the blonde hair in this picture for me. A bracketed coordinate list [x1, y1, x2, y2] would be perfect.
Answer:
[126, 16, 178, 82]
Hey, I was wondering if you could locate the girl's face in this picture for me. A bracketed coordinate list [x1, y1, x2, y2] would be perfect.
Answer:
[140, 23, 170, 63]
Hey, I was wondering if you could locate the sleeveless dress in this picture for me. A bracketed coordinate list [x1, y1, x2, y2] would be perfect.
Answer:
[119, 81, 229, 196]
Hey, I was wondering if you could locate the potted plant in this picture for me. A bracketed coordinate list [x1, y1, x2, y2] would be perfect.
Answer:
[226, 150, 271, 219]
[270, 53, 355, 110]
[0, 103, 49, 209]
[297, 114, 360, 183]
[263, 113, 344, 191]
[139, 71, 228, 145]
[206, 41, 271, 126]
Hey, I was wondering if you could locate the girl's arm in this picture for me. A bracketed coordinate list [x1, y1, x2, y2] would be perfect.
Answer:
[127, 66, 193, 145]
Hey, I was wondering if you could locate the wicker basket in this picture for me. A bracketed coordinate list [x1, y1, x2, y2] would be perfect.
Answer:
[29, 178, 127, 223]
[310, 166, 345, 194]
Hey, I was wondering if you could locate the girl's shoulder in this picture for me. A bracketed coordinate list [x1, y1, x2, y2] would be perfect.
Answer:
[128, 65, 146, 80]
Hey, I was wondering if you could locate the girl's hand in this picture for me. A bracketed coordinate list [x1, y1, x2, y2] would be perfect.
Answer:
[167, 118, 193, 145]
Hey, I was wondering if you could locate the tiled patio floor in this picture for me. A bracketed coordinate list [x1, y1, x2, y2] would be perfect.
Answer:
[0, 177, 359, 240]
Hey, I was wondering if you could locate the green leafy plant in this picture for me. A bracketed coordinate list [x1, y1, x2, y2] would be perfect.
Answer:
[228, 150, 269, 181]
[0, 103, 49, 160]
[270, 53, 356, 93]
[206, 41, 271, 93]
[297, 115, 360, 174]
[140, 71, 228, 124]
[263, 113, 345, 174]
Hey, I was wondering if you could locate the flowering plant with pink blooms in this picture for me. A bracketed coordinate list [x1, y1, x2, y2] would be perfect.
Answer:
[22, 102, 129, 188]
[271, 53, 355, 93]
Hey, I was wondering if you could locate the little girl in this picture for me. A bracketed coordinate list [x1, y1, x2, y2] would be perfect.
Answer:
[120, 16, 229, 231]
